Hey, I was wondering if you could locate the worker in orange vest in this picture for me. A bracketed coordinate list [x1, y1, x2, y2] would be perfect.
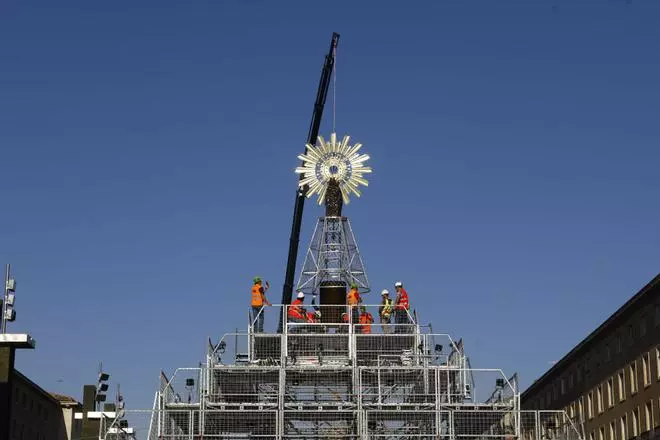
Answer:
[304, 309, 322, 333]
[305, 310, 321, 323]
[250, 277, 271, 333]
[287, 291, 306, 332]
[394, 281, 410, 334]
[346, 283, 362, 328]
[358, 306, 374, 334]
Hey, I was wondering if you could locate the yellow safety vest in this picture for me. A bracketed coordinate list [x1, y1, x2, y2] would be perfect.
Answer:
[381, 298, 393, 318]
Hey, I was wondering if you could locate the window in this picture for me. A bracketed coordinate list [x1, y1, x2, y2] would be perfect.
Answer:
[599, 426, 605, 440]
[569, 372, 574, 389]
[554, 383, 558, 400]
[561, 378, 566, 395]
[620, 415, 627, 440]
[643, 353, 651, 386]
[657, 347, 660, 380]
[597, 385, 604, 413]
[632, 408, 639, 437]
[570, 403, 575, 419]
[609, 421, 616, 440]
[590, 432, 595, 440]
[579, 397, 585, 421]
[588, 392, 594, 419]
[616, 334, 622, 354]
[630, 362, 638, 394]
[607, 378, 614, 407]
[655, 304, 660, 327]
[605, 344, 611, 362]
[629, 324, 634, 343]
[618, 370, 626, 401]
[644, 401, 652, 432]
[546, 390, 551, 406]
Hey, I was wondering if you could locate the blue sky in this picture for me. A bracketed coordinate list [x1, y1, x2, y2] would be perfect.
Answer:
[1, 0, 659, 412]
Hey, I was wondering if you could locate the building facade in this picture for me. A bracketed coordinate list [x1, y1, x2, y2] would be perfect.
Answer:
[51, 393, 83, 440]
[522, 274, 660, 440]
[10, 370, 80, 440]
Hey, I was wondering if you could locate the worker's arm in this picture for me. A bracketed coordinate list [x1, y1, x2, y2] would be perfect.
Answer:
[260, 285, 272, 306]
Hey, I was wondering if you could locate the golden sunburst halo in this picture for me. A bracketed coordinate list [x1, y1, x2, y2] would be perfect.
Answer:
[295, 133, 372, 205]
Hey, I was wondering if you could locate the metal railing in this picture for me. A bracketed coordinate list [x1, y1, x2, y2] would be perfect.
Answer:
[104, 409, 582, 440]
[248, 304, 418, 335]
[207, 330, 465, 369]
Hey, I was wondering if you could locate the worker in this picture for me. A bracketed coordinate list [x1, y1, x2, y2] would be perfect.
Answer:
[288, 291, 306, 332]
[394, 281, 410, 333]
[306, 309, 321, 323]
[311, 293, 321, 314]
[346, 283, 362, 328]
[339, 312, 349, 333]
[250, 277, 271, 333]
[378, 289, 393, 334]
[358, 306, 374, 334]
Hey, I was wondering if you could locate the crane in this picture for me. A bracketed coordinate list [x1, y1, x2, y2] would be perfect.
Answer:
[278, 32, 340, 332]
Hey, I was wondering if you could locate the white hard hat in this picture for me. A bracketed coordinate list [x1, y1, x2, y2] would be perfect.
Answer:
[381, 289, 389, 295]
[297, 291, 305, 299]
[394, 281, 403, 287]
[314, 310, 321, 317]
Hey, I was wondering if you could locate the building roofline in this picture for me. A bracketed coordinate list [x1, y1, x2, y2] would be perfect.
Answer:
[13, 369, 62, 406]
[50, 392, 81, 407]
[522, 273, 660, 400]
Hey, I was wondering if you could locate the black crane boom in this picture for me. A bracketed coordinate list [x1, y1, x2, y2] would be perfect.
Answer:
[278, 32, 340, 332]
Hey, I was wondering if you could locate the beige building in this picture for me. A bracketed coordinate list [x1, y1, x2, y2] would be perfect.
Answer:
[50, 393, 83, 440]
[522, 274, 660, 440]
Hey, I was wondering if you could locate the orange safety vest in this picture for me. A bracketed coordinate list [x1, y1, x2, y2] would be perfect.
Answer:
[347, 288, 361, 306]
[396, 288, 409, 310]
[288, 299, 304, 319]
[251, 284, 264, 306]
[359, 312, 374, 333]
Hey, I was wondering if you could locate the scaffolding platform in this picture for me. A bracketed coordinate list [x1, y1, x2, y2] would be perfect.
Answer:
[96, 304, 584, 440]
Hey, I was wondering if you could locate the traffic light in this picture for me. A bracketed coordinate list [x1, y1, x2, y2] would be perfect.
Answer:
[4, 278, 16, 322]
[96, 372, 110, 404]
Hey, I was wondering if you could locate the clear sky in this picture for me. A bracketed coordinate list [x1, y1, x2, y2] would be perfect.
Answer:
[1, 0, 659, 414]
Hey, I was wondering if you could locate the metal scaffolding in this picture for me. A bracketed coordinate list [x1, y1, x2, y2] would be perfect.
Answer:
[100, 305, 583, 440]
[296, 216, 370, 295]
